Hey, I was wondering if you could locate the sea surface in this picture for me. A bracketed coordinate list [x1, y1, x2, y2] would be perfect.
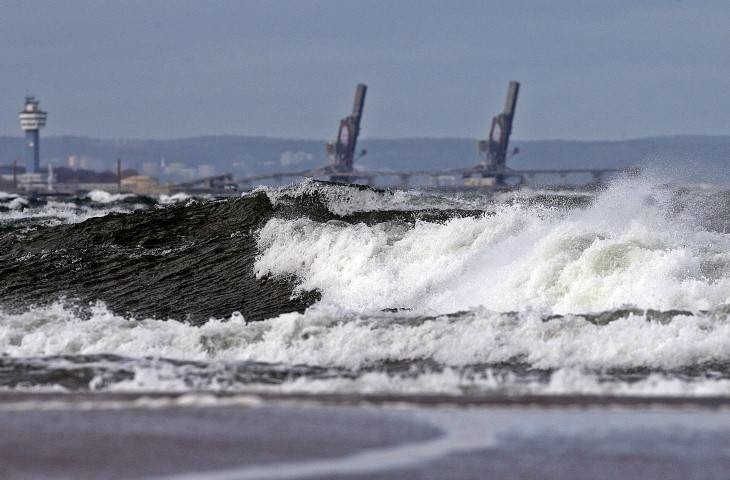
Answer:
[2, 178, 730, 397]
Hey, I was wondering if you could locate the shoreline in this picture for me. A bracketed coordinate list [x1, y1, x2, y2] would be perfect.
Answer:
[2, 390, 730, 409]
[1, 392, 729, 479]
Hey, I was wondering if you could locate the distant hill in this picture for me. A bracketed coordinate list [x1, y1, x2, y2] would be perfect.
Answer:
[0, 134, 728, 183]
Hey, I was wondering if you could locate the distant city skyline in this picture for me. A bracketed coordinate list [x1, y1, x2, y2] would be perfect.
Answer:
[0, 0, 728, 141]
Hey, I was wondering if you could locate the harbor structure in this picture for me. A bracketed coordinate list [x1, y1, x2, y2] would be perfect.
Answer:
[170, 173, 235, 194]
[326, 83, 367, 182]
[463, 82, 637, 187]
[238, 81, 636, 190]
[4, 85, 637, 195]
[465, 81, 524, 187]
[238, 84, 372, 187]
[19, 96, 47, 173]
[480, 81, 520, 171]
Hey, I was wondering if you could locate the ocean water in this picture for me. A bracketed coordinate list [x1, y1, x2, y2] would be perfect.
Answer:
[2, 179, 730, 396]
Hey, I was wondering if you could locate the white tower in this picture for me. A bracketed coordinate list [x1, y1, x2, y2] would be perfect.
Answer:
[19, 96, 48, 173]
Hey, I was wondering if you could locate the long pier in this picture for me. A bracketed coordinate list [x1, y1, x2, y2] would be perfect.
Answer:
[238, 166, 638, 189]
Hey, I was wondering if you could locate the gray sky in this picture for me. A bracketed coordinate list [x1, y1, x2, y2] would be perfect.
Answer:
[1, 0, 728, 140]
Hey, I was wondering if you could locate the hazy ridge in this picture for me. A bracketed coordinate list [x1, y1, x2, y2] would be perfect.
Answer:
[0, 134, 728, 182]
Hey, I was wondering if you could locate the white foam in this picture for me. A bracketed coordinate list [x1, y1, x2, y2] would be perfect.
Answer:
[7, 197, 28, 210]
[3, 302, 730, 394]
[258, 179, 495, 216]
[2, 302, 730, 371]
[255, 178, 730, 314]
[541, 368, 730, 396]
[5, 179, 730, 396]
[0, 200, 131, 226]
[270, 368, 730, 397]
[159, 192, 191, 204]
[87, 190, 133, 203]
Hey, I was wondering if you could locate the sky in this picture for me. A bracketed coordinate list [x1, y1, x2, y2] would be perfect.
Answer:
[0, 0, 728, 141]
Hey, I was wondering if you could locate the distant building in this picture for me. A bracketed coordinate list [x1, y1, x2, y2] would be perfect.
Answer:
[16, 172, 46, 191]
[121, 175, 168, 195]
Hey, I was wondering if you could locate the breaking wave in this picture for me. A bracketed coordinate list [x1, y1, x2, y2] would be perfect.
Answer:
[1, 301, 730, 394]
[3, 301, 730, 370]
[256, 179, 730, 314]
[3, 178, 730, 395]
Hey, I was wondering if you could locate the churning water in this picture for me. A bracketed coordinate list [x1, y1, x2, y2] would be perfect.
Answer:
[2, 179, 730, 396]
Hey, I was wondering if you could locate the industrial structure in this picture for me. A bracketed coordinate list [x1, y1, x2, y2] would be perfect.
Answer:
[461, 81, 636, 187]
[238, 84, 371, 188]
[4, 84, 637, 196]
[466, 80, 523, 187]
[19, 96, 47, 173]
[325, 83, 367, 182]
[238, 81, 636, 190]
[170, 173, 236, 194]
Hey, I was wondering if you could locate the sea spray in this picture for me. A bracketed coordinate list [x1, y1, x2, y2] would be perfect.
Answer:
[4, 179, 730, 395]
[255, 178, 730, 313]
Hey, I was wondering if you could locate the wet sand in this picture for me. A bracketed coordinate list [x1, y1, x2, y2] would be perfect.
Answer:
[1, 392, 729, 479]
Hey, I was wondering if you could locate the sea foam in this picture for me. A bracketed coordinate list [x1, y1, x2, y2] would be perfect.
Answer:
[4, 178, 730, 395]
[2, 302, 730, 394]
[2, 302, 729, 371]
[255, 178, 730, 314]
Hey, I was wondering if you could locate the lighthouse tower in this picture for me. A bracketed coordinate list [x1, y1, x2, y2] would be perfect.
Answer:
[19, 96, 47, 173]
